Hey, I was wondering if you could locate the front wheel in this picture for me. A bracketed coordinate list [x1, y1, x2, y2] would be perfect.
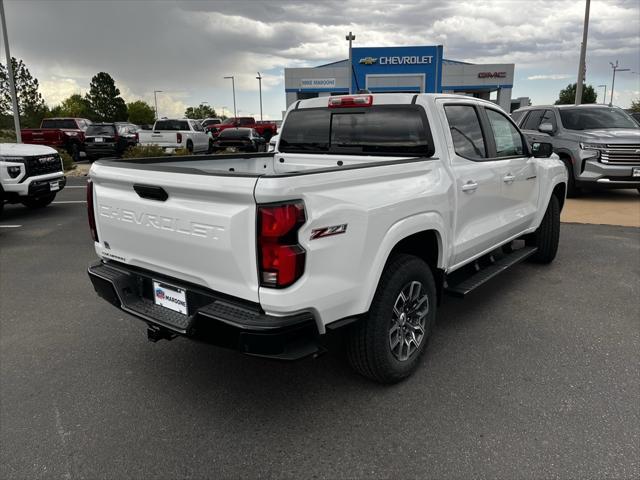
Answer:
[526, 194, 560, 264]
[347, 254, 437, 384]
[21, 193, 56, 209]
[68, 143, 80, 163]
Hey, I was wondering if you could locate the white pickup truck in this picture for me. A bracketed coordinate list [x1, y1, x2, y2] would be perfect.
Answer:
[138, 118, 210, 154]
[87, 94, 567, 383]
[1, 143, 66, 216]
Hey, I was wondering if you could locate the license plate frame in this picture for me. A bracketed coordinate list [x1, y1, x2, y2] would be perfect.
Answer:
[153, 281, 188, 315]
[94, 137, 104, 143]
[632, 167, 640, 178]
[49, 181, 60, 191]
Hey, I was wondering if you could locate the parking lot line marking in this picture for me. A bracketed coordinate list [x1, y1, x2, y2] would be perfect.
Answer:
[64, 186, 87, 189]
[52, 200, 87, 204]
[0, 225, 22, 228]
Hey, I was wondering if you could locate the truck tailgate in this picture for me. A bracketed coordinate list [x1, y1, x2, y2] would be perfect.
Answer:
[138, 131, 178, 147]
[90, 162, 260, 302]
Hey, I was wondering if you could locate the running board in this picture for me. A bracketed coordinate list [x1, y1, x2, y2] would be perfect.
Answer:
[444, 246, 538, 298]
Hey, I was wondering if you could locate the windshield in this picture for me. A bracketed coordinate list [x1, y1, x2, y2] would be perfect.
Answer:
[218, 128, 252, 139]
[86, 125, 115, 136]
[41, 119, 77, 129]
[279, 106, 434, 156]
[559, 107, 638, 130]
[154, 120, 189, 131]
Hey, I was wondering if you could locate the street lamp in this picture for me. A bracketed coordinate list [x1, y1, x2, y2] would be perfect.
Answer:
[223, 76, 237, 119]
[609, 61, 630, 106]
[153, 90, 163, 119]
[346, 31, 356, 94]
[256, 72, 263, 122]
[597, 84, 607, 104]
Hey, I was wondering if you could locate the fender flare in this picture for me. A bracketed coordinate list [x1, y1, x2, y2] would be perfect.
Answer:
[534, 171, 567, 226]
[361, 212, 447, 312]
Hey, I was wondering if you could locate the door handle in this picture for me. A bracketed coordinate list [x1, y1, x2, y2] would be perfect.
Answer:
[503, 174, 516, 184]
[461, 181, 478, 193]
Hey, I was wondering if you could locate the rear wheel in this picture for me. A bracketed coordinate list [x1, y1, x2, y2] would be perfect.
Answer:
[186, 140, 194, 153]
[21, 193, 56, 209]
[347, 254, 437, 384]
[68, 143, 80, 162]
[526, 194, 560, 264]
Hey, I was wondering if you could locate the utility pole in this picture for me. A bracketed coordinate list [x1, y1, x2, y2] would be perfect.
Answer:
[0, 0, 21, 142]
[346, 32, 356, 94]
[609, 60, 630, 106]
[575, 0, 590, 105]
[256, 72, 263, 122]
[153, 90, 162, 119]
[597, 84, 607, 104]
[224, 76, 237, 119]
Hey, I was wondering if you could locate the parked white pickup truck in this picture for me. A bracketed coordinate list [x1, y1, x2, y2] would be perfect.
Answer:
[138, 118, 210, 154]
[87, 94, 567, 383]
[1, 143, 66, 216]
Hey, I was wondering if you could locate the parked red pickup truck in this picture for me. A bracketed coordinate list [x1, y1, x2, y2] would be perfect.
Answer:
[206, 117, 277, 140]
[22, 118, 92, 161]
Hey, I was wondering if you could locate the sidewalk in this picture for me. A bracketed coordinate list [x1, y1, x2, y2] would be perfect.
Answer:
[561, 189, 640, 227]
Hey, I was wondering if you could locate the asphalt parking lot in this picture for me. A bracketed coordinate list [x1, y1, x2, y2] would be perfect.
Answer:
[1, 177, 639, 479]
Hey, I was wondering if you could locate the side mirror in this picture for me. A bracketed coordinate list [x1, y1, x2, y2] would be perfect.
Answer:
[531, 142, 553, 158]
[538, 122, 554, 135]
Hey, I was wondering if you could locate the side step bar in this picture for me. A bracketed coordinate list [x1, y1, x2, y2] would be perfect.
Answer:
[444, 246, 538, 298]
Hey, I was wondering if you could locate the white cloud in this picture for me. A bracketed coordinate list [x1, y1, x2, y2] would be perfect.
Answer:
[527, 74, 573, 81]
[39, 77, 84, 106]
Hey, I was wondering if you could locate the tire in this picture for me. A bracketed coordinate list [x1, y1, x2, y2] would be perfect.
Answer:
[526, 194, 560, 264]
[186, 140, 194, 154]
[347, 254, 437, 384]
[562, 156, 580, 197]
[21, 193, 56, 209]
[68, 143, 80, 163]
[207, 139, 214, 154]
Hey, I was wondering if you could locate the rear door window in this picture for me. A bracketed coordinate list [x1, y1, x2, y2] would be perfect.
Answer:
[443, 105, 486, 160]
[280, 106, 434, 156]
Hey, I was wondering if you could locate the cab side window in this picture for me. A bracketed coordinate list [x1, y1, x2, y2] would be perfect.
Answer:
[540, 109, 557, 130]
[444, 105, 487, 160]
[521, 110, 543, 130]
[485, 109, 525, 157]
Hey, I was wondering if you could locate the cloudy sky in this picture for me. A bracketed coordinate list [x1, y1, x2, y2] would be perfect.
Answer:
[3, 0, 639, 119]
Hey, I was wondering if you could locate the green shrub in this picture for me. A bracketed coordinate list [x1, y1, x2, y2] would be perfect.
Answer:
[55, 148, 75, 171]
[173, 147, 192, 156]
[0, 129, 16, 143]
[122, 144, 166, 158]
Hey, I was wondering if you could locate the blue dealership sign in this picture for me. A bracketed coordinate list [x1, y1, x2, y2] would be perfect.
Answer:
[351, 45, 443, 94]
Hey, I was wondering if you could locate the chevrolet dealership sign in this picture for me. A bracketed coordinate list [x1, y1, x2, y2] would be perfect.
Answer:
[360, 56, 433, 66]
[300, 78, 336, 88]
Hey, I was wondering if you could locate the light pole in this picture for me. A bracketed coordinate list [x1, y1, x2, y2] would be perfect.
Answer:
[346, 31, 356, 94]
[256, 72, 263, 122]
[221, 106, 228, 119]
[0, 0, 21, 142]
[223, 76, 237, 119]
[597, 84, 607, 104]
[574, 0, 591, 105]
[609, 61, 630, 106]
[153, 90, 162, 119]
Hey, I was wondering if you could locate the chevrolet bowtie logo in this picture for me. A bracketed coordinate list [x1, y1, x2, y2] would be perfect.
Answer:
[359, 57, 377, 65]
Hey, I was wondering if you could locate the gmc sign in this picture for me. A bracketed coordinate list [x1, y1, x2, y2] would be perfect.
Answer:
[478, 72, 507, 79]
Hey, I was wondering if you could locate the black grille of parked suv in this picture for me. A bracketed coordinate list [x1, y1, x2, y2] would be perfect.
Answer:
[22, 154, 63, 180]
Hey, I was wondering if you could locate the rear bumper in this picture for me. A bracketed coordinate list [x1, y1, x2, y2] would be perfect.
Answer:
[87, 261, 321, 360]
[85, 144, 122, 158]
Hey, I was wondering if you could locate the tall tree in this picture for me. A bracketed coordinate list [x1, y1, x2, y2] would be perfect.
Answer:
[51, 94, 93, 118]
[0, 57, 48, 127]
[630, 98, 640, 113]
[555, 83, 597, 105]
[86, 72, 128, 121]
[127, 100, 155, 125]
[184, 103, 217, 119]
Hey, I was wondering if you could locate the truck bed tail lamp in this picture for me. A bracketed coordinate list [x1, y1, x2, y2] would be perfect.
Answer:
[134, 132, 139, 142]
[328, 95, 373, 108]
[257, 202, 306, 288]
[87, 179, 98, 242]
[176, 132, 182, 144]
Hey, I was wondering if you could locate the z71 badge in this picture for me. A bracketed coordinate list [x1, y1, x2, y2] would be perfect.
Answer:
[310, 224, 348, 240]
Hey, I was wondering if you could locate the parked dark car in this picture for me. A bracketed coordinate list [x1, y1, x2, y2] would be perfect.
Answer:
[202, 118, 222, 129]
[211, 128, 266, 152]
[84, 122, 139, 160]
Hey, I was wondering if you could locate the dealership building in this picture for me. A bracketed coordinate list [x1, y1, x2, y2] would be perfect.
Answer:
[285, 45, 525, 112]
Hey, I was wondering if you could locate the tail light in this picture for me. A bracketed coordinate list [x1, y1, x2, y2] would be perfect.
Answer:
[257, 201, 306, 288]
[328, 95, 373, 108]
[87, 179, 98, 242]
[134, 132, 139, 142]
[177, 132, 182, 144]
